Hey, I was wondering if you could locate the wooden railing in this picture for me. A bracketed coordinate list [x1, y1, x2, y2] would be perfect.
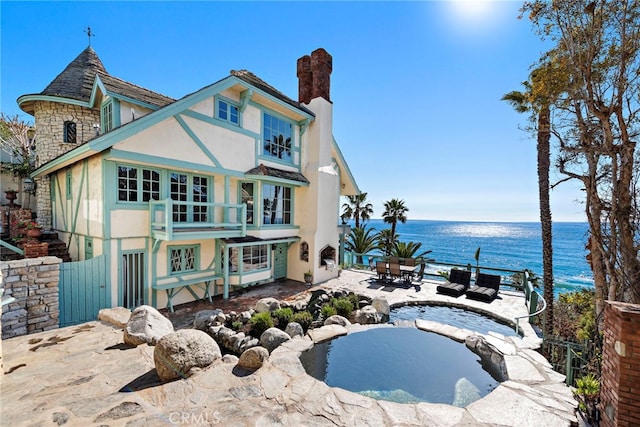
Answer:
[149, 199, 247, 241]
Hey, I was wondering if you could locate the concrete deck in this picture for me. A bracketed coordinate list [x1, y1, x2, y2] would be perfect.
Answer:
[1, 269, 578, 426]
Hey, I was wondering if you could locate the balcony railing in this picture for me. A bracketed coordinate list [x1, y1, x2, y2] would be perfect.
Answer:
[150, 199, 247, 241]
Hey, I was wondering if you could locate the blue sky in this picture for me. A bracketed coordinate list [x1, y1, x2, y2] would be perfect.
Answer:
[0, 1, 586, 222]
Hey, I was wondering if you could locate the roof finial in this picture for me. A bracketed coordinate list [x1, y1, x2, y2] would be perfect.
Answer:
[84, 26, 95, 47]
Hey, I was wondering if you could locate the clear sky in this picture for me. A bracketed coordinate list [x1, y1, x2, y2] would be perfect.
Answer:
[0, 1, 586, 222]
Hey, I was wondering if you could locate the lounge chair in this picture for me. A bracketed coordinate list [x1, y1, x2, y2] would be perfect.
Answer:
[376, 261, 388, 282]
[466, 272, 501, 302]
[436, 269, 472, 297]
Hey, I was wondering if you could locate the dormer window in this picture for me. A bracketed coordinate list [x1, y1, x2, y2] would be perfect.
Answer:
[63, 121, 76, 143]
[101, 101, 114, 133]
[263, 112, 292, 162]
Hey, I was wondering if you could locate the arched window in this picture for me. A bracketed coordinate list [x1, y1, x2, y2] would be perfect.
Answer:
[63, 121, 76, 143]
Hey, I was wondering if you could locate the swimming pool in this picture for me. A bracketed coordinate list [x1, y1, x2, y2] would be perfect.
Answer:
[390, 304, 519, 337]
[299, 326, 500, 406]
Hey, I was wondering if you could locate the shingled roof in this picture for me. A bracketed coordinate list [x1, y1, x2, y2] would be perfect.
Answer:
[231, 70, 314, 116]
[37, 46, 174, 108]
[245, 164, 309, 184]
[40, 47, 107, 102]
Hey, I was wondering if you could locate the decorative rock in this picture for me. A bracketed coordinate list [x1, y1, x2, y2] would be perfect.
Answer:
[123, 305, 174, 346]
[255, 297, 281, 313]
[237, 346, 270, 370]
[239, 337, 259, 353]
[259, 327, 291, 353]
[285, 322, 304, 338]
[307, 324, 348, 343]
[324, 315, 351, 327]
[353, 305, 382, 325]
[371, 297, 390, 316]
[240, 310, 253, 323]
[193, 309, 223, 331]
[222, 354, 239, 364]
[98, 307, 131, 329]
[154, 329, 221, 381]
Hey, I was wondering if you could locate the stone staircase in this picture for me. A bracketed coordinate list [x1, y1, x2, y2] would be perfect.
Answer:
[0, 230, 72, 262]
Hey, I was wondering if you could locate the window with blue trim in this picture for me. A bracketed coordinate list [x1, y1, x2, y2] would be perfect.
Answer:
[169, 245, 198, 274]
[263, 113, 292, 162]
[229, 245, 268, 273]
[241, 182, 254, 225]
[217, 99, 239, 125]
[63, 121, 76, 143]
[170, 172, 210, 222]
[102, 101, 114, 133]
[262, 183, 291, 225]
[117, 165, 160, 202]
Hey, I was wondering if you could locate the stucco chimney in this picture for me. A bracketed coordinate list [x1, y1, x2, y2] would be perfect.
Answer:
[297, 55, 312, 104]
[297, 48, 332, 104]
[310, 48, 332, 102]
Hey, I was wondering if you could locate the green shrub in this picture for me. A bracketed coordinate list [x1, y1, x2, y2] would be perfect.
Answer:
[272, 307, 293, 330]
[321, 304, 337, 320]
[347, 293, 360, 310]
[291, 311, 313, 333]
[231, 320, 243, 331]
[331, 297, 354, 318]
[249, 312, 274, 337]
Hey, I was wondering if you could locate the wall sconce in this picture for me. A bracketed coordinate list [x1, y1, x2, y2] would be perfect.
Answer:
[93, 124, 100, 136]
[23, 177, 36, 195]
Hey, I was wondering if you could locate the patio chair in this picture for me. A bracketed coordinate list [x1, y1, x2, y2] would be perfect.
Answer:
[369, 257, 376, 271]
[436, 269, 472, 297]
[411, 262, 426, 283]
[376, 261, 388, 282]
[388, 262, 402, 282]
[405, 258, 416, 267]
[466, 272, 501, 302]
[389, 256, 400, 264]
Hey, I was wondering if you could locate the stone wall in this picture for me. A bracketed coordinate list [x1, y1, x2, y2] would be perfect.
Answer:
[600, 301, 640, 427]
[1, 257, 62, 339]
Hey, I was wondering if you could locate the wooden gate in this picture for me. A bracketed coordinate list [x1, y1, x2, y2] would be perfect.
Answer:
[59, 255, 108, 327]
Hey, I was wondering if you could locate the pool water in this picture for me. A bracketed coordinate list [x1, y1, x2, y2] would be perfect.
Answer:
[390, 304, 519, 337]
[300, 327, 500, 406]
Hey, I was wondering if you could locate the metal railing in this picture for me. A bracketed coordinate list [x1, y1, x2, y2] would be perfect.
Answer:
[0, 238, 24, 257]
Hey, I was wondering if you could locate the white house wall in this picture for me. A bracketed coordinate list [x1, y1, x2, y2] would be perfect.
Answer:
[119, 100, 154, 127]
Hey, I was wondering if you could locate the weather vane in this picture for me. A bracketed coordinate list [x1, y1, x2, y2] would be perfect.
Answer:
[84, 26, 94, 47]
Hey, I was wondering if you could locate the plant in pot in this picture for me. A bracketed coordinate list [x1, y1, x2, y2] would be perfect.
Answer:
[17, 219, 42, 240]
[304, 270, 313, 285]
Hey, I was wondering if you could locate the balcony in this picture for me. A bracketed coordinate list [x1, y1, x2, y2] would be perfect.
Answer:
[150, 199, 247, 242]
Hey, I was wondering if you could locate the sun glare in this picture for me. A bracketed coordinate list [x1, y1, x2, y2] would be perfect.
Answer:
[450, 0, 494, 20]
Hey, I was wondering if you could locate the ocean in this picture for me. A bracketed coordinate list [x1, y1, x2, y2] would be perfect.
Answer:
[357, 219, 593, 295]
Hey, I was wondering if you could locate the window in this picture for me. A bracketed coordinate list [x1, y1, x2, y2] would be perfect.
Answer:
[262, 183, 291, 225]
[169, 245, 198, 274]
[170, 172, 209, 222]
[263, 113, 292, 162]
[63, 121, 76, 143]
[102, 101, 113, 132]
[117, 165, 160, 202]
[65, 169, 72, 200]
[241, 182, 254, 225]
[228, 244, 268, 273]
[217, 99, 239, 125]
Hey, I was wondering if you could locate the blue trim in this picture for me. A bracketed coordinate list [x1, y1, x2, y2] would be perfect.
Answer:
[239, 89, 253, 113]
[332, 136, 360, 194]
[180, 109, 258, 139]
[167, 244, 200, 276]
[174, 114, 222, 168]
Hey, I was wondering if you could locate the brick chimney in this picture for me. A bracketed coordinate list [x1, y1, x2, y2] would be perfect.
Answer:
[297, 48, 332, 104]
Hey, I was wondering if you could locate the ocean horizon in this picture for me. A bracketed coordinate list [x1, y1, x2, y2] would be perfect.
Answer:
[351, 219, 593, 295]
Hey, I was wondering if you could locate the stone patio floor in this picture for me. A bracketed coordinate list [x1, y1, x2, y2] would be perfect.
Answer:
[1, 269, 578, 426]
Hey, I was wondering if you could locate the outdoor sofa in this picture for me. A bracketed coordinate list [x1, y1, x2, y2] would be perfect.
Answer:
[436, 269, 472, 297]
[465, 272, 501, 302]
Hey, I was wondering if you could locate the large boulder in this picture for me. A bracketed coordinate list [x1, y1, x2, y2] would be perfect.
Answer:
[353, 305, 383, 325]
[237, 346, 270, 370]
[285, 322, 304, 338]
[98, 307, 131, 329]
[371, 297, 390, 316]
[259, 327, 291, 353]
[324, 315, 351, 327]
[154, 329, 221, 381]
[123, 305, 174, 346]
[255, 298, 281, 313]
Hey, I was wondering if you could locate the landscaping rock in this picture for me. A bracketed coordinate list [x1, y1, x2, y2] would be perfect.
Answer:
[371, 297, 390, 316]
[192, 309, 223, 331]
[307, 324, 348, 343]
[123, 305, 174, 346]
[237, 346, 270, 370]
[98, 307, 131, 329]
[285, 322, 304, 338]
[255, 298, 281, 313]
[324, 315, 351, 327]
[154, 329, 221, 381]
[353, 305, 382, 325]
[259, 327, 291, 353]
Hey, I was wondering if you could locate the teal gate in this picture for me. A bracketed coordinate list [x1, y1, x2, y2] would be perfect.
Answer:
[59, 255, 108, 327]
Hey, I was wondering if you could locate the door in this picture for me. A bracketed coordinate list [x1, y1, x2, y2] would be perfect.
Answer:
[273, 243, 288, 279]
[59, 255, 108, 327]
[121, 251, 146, 309]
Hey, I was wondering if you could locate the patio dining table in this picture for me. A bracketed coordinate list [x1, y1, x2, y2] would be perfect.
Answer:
[386, 263, 420, 283]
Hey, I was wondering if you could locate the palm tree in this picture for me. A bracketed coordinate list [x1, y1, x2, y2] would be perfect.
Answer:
[392, 241, 432, 260]
[345, 226, 378, 265]
[341, 193, 374, 228]
[502, 63, 562, 337]
[382, 198, 408, 239]
[376, 228, 398, 256]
